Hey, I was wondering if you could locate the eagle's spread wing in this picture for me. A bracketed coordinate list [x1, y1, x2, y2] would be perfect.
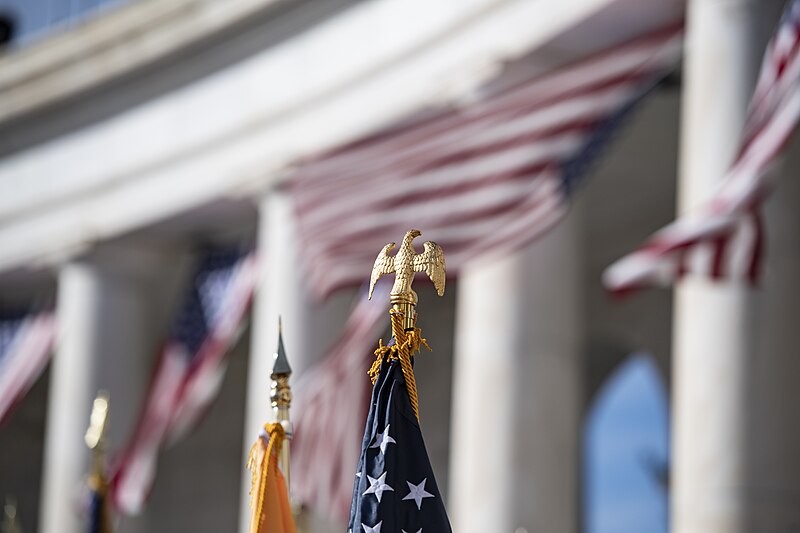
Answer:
[414, 241, 446, 296]
[369, 242, 396, 299]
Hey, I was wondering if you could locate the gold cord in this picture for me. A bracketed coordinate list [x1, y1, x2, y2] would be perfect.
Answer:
[368, 310, 431, 421]
[247, 422, 286, 529]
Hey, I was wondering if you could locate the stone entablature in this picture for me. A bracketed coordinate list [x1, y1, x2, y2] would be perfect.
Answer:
[0, 0, 284, 124]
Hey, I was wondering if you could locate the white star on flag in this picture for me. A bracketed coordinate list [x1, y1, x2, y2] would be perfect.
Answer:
[403, 478, 435, 510]
[362, 521, 383, 533]
[370, 425, 396, 454]
[363, 472, 394, 502]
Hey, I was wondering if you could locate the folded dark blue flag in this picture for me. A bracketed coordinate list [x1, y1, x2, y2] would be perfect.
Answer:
[347, 351, 452, 533]
[88, 476, 112, 533]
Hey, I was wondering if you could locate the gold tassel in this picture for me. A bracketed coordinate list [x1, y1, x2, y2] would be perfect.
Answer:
[367, 310, 431, 421]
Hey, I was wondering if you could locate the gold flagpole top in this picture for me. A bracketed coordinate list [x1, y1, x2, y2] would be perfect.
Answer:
[85, 391, 110, 452]
[270, 318, 292, 488]
[367, 229, 445, 421]
[369, 229, 446, 328]
[85, 391, 110, 478]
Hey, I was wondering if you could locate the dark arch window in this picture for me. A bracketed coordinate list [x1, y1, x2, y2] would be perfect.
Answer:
[584, 354, 670, 533]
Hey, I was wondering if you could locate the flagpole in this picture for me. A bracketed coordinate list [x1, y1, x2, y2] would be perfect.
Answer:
[245, 319, 297, 533]
[347, 229, 452, 531]
[270, 319, 293, 490]
[84, 390, 112, 533]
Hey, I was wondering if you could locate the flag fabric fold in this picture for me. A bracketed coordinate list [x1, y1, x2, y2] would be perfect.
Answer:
[0, 310, 56, 426]
[347, 316, 452, 533]
[110, 248, 258, 514]
[246, 423, 297, 533]
[604, 0, 800, 293]
[290, 23, 684, 298]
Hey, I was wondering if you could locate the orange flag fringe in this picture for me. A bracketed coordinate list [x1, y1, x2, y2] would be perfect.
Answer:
[247, 423, 297, 533]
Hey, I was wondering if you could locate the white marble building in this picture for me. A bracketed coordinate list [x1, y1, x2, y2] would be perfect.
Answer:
[0, 0, 798, 532]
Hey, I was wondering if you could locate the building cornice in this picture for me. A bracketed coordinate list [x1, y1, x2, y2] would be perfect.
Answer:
[0, 0, 285, 124]
[0, 0, 682, 276]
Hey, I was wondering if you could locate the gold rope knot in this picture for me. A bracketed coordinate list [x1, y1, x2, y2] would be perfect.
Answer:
[247, 422, 286, 521]
[367, 310, 432, 421]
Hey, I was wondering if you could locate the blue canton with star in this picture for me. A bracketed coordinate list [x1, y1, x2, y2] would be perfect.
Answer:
[169, 248, 245, 360]
[0, 313, 24, 365]
[347, 350, 452, 533]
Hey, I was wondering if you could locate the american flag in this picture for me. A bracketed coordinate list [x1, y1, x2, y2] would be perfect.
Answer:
[603, 0, 800, 293]
[290, 23, 683, 298]
[0, 310, 56, 426]
[292, 280, 391, 522]
[347, 347, 452, 533]
[110, 248, 258, 514]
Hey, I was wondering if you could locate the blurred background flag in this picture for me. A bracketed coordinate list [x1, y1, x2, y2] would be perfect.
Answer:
[290, 22, 684, 298]
[292, 280, 391, 522]
[604, 0, 800, 294]
[0, 310, 55, 426]
[110, 248, 258, 514]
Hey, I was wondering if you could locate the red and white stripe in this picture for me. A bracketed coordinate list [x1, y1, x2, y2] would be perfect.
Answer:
[291, 281, 390, 521]
[110, 253, 259, 515]
[290, 24, 684, 298]
[167, 254, 260, 444]
[0, 312, 56, 426]
[604, 0, 800, 293]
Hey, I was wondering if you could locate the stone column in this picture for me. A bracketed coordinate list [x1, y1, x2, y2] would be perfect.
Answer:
[39, 244, 172, 533]
[671, 2, 785, 532]
[449, 213, 583, 533]
[239, 190, 352, 533]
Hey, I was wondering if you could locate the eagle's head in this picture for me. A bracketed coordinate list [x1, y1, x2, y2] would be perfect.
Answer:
[406, 228, 422, 240]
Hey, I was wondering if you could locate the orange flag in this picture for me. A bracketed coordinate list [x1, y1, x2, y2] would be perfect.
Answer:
[247, 423, 297, 533]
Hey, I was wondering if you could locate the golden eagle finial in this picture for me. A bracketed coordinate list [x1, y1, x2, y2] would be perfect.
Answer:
[369, 229, 446, 327]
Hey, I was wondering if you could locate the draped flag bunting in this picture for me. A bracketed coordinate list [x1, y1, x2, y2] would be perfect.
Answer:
[290, 23, 684, 298]
[111, 249, 258, 514]
[604, 0, 800, 293]
[0, 310, 55, 426]
[292, 281, 391, 521]
[288, 22, 684, 524]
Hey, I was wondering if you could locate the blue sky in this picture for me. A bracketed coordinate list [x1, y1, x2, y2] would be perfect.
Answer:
[585, 355, 670, 533]
[0, 0, 128, 43]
